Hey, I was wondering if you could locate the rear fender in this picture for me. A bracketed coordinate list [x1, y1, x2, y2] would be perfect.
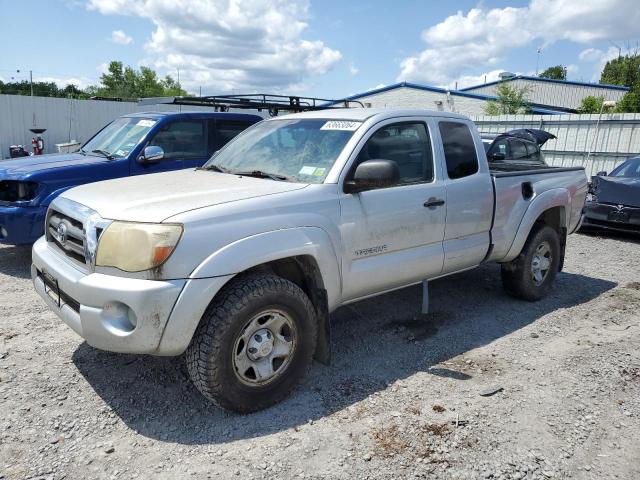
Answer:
[502, 188, 569, 263]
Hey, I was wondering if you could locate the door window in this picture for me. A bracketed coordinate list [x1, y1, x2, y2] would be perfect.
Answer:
[356, 122, 433, 185]
[211, 120, 255, 153]
[487, 137, 509, 160]
[524, 141, 541, 162]
[438, 122, 479, 179]
[147, 120, 207, 160]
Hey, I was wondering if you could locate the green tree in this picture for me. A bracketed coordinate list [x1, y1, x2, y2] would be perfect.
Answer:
[93, 60, 187, 99]
[539, 65, 566, 80]
[485, 83, 531, 115]
[598, 53, 640, 113]
[577, 96, 605, 113]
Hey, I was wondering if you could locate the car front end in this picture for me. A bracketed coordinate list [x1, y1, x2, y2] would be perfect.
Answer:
[0, 179, 47, 244]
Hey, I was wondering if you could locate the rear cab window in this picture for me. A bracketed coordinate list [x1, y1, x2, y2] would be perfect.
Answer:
[438, 121, 479, 179]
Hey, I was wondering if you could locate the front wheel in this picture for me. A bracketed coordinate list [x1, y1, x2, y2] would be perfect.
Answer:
[501, 224, 561, 301]
[186, 273, 317, 413]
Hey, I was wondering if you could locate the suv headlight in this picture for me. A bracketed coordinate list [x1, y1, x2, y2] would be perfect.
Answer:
[96, 222, 183, 272]
[0, 180, 38, 202]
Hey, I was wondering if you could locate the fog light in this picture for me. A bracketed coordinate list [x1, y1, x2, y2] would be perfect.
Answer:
[101, 301, 137, 334]
[0, 226, 7, 239]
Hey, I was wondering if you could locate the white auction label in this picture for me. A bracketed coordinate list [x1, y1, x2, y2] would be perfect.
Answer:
[137, 119, 156, 127]
[320, 121, 362, 131]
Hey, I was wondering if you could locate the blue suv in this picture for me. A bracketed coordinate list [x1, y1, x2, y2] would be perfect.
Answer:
[0, 111, 262, 244]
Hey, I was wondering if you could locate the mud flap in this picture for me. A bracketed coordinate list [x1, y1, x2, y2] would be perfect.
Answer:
[313, 288, 331, 365]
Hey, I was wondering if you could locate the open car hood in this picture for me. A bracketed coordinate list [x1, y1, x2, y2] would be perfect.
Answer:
[504, 129, 557, 146]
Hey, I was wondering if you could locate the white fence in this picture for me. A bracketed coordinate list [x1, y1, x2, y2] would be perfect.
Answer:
[471, 113, 640, 177]
[0, 94, 264, 158]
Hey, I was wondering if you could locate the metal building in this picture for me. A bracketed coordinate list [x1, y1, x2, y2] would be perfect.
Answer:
[460, 75, 629, 110]
[341, 82, 570, 117]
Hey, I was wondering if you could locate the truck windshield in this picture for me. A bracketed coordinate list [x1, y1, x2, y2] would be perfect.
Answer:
[81, 117, 156, 159]
[204, 118, 361, 183]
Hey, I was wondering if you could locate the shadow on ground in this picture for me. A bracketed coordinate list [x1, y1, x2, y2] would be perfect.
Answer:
[72, 263, 615, 445]
[0, 244, 32, 279]
[578, 228, 640, 244]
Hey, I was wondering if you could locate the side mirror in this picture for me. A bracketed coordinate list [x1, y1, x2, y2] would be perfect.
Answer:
[596, 170, 607, 176]
[491, 152, 506, 161]
[344, 159, 400, 193]
[138, 146, 164, 164]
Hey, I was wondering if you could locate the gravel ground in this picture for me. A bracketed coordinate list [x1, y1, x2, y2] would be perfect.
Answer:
[1, 231, 639, 480]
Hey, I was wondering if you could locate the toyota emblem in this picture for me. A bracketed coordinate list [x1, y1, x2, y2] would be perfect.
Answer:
[57, 222, 68, 245]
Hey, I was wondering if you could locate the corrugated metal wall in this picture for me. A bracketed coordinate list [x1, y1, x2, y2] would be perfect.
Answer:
[471, 113, 640, 177]
[0, 94, 265, 157]
[464, 79, 628, 110]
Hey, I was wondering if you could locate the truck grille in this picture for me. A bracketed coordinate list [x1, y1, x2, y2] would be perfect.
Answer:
[47, 209, 87, 265]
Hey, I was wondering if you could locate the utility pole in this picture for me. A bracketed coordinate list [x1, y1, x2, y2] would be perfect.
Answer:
[535, 48, 542, 76]
[30, 70, 33, 96]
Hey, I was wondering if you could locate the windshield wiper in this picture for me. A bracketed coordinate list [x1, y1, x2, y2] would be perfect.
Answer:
[90, 149, 114, 160]
[198, 164, 231, 173]
[232, 170, 291, 181]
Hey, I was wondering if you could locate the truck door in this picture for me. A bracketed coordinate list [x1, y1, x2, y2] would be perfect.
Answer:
[436, 120, 494, 274]
[131, 119, 207, 175]
[339, 119, 446, 302]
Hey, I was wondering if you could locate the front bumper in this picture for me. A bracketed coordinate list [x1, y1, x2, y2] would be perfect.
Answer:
[0, 204, 47, 245]
[582, 201, 640, 234]
[32, 237, 233, 355]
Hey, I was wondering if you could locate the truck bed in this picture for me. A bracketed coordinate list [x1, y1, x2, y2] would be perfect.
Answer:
[487, 165, 588, 263]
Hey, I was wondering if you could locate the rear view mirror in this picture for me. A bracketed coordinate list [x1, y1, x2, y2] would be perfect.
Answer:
[138, 146, 164, 164]
[596, 170, 607, 176]
[344, 159, 400, 193]
[491, 152, 506, 161]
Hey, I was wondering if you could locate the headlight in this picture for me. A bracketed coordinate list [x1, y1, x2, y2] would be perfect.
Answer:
[0, 180, 38, 202]
[96, 222, 183, 272]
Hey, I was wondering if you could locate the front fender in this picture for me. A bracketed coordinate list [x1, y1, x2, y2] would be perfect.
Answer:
[190, 227, 343, 310]
[502, 188, 570, 262]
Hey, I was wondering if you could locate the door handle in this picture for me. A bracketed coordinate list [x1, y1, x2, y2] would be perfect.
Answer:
[424, 198, 445, 208]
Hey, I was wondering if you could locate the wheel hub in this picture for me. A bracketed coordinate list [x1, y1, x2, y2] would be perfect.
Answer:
[246, 329, 274, 360]
[531, 240, 552, 286]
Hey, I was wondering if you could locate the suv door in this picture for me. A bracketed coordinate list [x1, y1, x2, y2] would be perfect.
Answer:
[339, 119, 446, 301]
[437, 120, 494, 274]
[132, 119, 208, 174]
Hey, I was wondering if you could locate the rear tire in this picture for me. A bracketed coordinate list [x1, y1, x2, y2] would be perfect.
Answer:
[186, 273, 317, 413]
[501, 224, 561, 301]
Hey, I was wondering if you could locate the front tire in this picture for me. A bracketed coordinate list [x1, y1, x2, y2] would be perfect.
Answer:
[501, 224, 561, 301]
[186, 273, 317, 413]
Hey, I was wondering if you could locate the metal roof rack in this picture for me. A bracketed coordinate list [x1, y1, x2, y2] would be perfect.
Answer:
[137, 93, 365, 116]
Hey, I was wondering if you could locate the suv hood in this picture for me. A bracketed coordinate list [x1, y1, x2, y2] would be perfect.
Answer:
[60, 169, 308, 222]
[0, 152, 109, 177]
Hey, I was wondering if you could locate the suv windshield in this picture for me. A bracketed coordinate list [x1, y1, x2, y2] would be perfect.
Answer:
[81, 117, 157, 158]
[204, 118, 361, 183]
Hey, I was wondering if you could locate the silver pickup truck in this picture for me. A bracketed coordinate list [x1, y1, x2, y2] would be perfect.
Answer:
[32, 109, 587, 412]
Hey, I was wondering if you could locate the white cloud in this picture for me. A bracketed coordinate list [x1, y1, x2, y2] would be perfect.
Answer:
[578, 46, 621, 80]
[398, 0, 640, 85]
[349, 64, 359, 76]
[36, 76, 94, 89]
[110, 29, 133, 45]
[450, 69, 504, 90]
[88, 0, 342, 93]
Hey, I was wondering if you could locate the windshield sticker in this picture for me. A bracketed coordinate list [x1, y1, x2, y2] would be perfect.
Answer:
[312, 167, 326, 176]
[299, 166, 317, 175]
[137, 119, 156, 128]
[320, 121, 362, 131]
[115, 149, 127, 156]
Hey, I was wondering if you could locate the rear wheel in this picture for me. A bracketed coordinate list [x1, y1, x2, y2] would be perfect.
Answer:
[186, 273, 317, 413]
[501, 225, 561, 301]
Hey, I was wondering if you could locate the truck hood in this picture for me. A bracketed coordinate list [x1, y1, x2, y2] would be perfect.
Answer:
[60, 169, 309, 222]
[0, 152, 109, 177]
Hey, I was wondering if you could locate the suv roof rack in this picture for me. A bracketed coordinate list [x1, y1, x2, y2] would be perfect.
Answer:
[137, 93, 365, 116]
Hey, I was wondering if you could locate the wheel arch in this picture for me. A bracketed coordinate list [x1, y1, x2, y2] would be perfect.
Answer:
[502, 188, 570, 263]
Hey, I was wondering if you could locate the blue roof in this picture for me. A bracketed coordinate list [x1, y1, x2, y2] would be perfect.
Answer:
[459, 75, 630, 92]
[343, 81, 571, 115]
